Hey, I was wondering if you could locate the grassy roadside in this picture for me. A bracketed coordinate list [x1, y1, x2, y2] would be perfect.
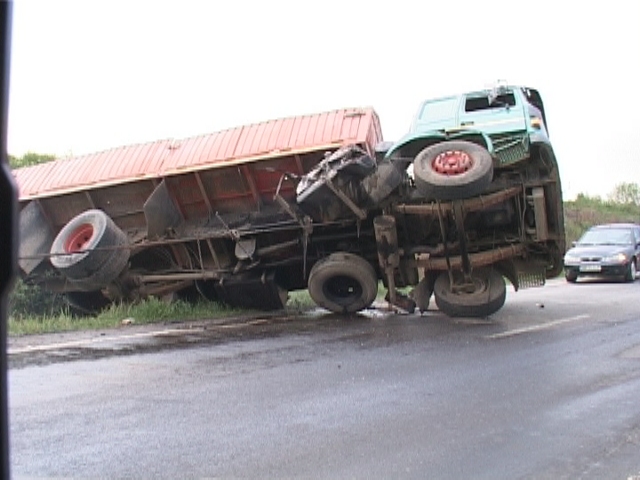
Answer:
[9, 298, 237, 336]
[7, 277, 550, 336]
[8, 289, 319, 337]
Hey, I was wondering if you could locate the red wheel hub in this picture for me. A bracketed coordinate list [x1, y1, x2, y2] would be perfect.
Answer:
[432, 150, 473, 176]
[64, 224, 94, 253]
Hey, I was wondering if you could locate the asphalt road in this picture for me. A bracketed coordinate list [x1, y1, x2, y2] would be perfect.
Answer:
[8, 278, 640, 479]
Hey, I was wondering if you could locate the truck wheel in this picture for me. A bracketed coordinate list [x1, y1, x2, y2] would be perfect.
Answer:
[433, 268, 506, 318]
[69, 248, 130, 290]
[413, 140, 493, 200]
[50, 209, 129, 282]
[65, 290, 111, 316]
[308, 253, 378, 314]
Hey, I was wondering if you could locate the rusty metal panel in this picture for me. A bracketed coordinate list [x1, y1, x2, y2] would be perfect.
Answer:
[14, 108, 382, 203]
[38, 192, 92, 230]
[144, 180, 183, 239]
[88, 181, 156, 220]
[165, 174, 210, 221]
[197, 167, 255, 215]
[249, 157, 298, 196]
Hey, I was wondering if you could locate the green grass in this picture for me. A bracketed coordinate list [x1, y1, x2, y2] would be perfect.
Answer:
[8, 297, 244, 336]
[8, 286, 392, 337]
[285, 290, 316, 310]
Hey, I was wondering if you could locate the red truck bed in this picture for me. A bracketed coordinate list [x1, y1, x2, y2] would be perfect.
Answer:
[15, 107, 382, 235]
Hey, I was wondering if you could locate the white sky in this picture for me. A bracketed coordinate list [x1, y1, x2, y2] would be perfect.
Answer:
[7, 0, 640, 200]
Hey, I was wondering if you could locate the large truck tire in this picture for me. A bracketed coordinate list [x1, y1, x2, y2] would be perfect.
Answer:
[50, 209, 129, 283]
[308, 252, 378, 314]
[413, 140, 493, 201]
[433, 267, 506, 318]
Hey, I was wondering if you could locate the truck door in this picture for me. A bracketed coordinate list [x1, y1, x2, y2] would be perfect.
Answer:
[412, 96, 460, 133]
[456, 88, 527, 136]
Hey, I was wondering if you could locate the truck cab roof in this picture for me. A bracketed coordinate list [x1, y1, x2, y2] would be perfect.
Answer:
[410, 85, 548, 137]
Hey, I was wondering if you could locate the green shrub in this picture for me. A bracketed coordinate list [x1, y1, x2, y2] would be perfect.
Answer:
[9, 152, 56, 169]
[8, 279, 68, 320]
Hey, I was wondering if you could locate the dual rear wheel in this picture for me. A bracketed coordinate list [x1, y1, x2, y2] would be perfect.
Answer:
[50, 209, 130, 314]
[50, 209, 129, 285]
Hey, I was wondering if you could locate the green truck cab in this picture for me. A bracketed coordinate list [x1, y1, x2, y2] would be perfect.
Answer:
[386, 84, 555, 198]
[298, 84, 565, 316]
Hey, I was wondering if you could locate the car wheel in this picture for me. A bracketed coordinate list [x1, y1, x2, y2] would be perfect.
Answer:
[565, 271, 578, 283]
[433, 268, 506, 318]
[625, 259, 637, 283]
[308, 252, 378, 314]
[413, 140, 493, 201]
[50, 209, 129, 282]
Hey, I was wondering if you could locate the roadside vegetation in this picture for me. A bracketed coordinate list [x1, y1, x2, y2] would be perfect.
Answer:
[564, 183, 640, 244]
[8, 295, 247, 336]
[8, 285, 343, 336]
[8, 153, 640, 334]
[9, 152, 56, 168]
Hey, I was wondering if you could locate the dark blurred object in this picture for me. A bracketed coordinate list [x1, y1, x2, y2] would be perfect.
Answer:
[0, 2, 15, 479]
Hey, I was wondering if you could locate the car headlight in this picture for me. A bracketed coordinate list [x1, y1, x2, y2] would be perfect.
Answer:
[564, 254, 580, 264]
[603, 253, 627, 263]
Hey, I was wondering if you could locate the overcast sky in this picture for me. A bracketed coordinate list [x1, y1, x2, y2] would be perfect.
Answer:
[7, 0, 640, 200]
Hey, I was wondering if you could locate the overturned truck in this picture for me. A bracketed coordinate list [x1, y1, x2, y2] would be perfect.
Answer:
[15, 85, 565, 317]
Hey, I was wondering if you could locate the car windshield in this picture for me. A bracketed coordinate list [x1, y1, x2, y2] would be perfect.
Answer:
[577, 228, 633, 246]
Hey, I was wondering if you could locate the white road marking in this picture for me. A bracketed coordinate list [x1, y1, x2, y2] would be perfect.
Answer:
[8, 317, 279, 356]
[486, 314, 591, 339]
[8, 326, 205, 355]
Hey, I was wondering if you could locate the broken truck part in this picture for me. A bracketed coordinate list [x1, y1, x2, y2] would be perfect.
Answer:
[14, 85, 565, 318]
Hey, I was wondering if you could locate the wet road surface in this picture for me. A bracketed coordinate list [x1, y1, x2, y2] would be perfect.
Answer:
[8, 279, 640, 479]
